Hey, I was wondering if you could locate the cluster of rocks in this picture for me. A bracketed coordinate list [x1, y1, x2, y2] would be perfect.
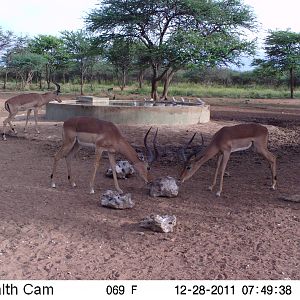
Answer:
[101, 165, 180, 232]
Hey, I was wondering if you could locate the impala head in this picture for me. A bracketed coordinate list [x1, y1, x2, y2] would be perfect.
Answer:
[133, 127, 158, 183]
[178, 132, 204, 183]
[52, 82, 62, 103]
[179, 155, 201, 183]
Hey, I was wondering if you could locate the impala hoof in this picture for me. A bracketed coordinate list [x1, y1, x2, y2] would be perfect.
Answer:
[51, 182, 56, 188]
[208, 186, 213, 191]
[216, 191, 221, 197]
[89, 189, 95, 194]
[71, 182, 77, 188]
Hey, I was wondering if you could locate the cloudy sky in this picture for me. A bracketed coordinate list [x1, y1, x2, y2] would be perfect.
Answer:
[0, 0, 99, 36]
[0, 0, 299, 69]
[0, 0, 298, 37]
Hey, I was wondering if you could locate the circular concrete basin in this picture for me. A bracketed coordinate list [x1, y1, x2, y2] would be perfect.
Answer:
[46, 100, 210, 125]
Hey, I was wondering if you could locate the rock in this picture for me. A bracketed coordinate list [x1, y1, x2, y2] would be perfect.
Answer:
[280, 194, 300, 203]
[106, 160, 135, 179]
[149, 176, 179, 197]
[100, 190, 134, 209]
[140, 214, 177, 233]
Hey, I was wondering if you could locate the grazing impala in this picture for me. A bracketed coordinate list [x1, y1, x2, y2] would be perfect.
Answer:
[50, 116, 158, 194]
[2, 82, 61, 140]
[179, 123, 277, 196]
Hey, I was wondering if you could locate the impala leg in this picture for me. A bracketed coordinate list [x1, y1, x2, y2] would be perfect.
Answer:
[256, 146, 277, 190]
[33, 108, 40, 134]
[108, 152, 123, 194]
[65, 141, 80, 188]
[208, 154, 223, 191]
[89, 147, 103, 194]
[216, 151, 230, 197]
[51, 139, 76, 188]
[24, 109, 32, 133]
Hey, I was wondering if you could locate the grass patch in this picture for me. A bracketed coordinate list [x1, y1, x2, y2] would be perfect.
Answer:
[1, 81, 299, 99]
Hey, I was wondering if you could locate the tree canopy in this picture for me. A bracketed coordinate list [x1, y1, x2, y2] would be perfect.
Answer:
[86, 0, 257, 99]
[254, 30, 300, 98]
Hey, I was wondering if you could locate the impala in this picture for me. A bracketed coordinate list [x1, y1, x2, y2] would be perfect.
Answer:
[2, 82, 61, 140]
[50, 116, 158, 194]
[179, 123, 277, 196]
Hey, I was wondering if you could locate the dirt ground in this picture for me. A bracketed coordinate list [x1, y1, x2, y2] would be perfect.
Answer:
[0, 92, 299, 280]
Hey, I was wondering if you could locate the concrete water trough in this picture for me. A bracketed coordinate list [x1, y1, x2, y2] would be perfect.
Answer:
[45, 97, 210, 125]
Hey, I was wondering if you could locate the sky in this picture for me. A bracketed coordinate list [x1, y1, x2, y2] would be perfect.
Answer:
[0, 0, 299, 69]
[0, 0, 99, 36]
[0, 0, 299, 38]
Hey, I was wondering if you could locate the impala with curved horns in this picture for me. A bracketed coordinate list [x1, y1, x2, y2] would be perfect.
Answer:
[2, 82, 61, 140]
[50, 116, 158, 194]
[179, 123, 277, 196]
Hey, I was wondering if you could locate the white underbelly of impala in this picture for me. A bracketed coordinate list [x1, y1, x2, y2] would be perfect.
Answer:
[231, 139, 252, 152]
[77, 139, 95, 148]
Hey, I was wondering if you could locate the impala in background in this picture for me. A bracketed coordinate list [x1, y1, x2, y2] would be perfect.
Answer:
[51, 116, 158, 194]
[179, 123, 277, 196]
[2, 82, 61, 140]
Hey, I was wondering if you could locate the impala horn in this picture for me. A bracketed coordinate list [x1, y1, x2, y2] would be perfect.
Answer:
[180, 132, 197, 162]
[180, 132, 204, 162]
[144, 127, 158, 164]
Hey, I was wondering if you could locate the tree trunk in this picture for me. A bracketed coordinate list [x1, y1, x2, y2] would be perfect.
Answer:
[46, 64, 51, 89]
[120, 69, 126, 91]
[3, 69, 8, 89]
[151, 64, 159, 100]
[151, 78, 159, 100]
[161, 69, 176, 100]
[26, 71, 34, 87]
[80, 60, 84, 95]
[138, 69, 145, 89]
[290, 67, 294, 99]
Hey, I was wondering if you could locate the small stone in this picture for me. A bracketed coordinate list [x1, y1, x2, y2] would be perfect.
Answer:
[140, 214, 177, 233]
[149, 176, 179, 197]
[100, 190, 134, 209]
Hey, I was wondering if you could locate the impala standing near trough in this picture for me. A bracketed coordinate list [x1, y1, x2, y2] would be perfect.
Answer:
[2, 82, 61, 140]
[179, 123, 277, 196]
[50, 116, 158, 194]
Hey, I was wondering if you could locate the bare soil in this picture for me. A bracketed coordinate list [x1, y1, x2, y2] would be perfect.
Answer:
[0, 92, 299, 280]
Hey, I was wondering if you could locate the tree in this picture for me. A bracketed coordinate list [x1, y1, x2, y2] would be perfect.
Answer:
[254, 30, 300, 98]
[61, 30, 99, 95]
[86, 0, 256, 100]
[105, 38, 135, 90]
[9, 52, 47, 88]
[0, 27, 14, 53]
[29, 35, 64, 89]
[1, 35, 30, 89]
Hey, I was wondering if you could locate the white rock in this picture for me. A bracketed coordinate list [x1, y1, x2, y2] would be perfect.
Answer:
[140, 214, 177, 233]
[100, 190, 134, 209]
[106, 160, 135, 179]
[149, 176, 179, 197]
